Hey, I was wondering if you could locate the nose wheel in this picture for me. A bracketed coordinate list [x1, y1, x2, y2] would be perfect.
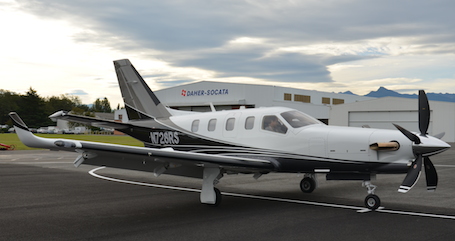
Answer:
[365, 194, 380, 210]
[363, 181, 381, 210]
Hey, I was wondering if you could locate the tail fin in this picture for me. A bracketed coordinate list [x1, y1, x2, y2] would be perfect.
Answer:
[114, 59, 171, 120]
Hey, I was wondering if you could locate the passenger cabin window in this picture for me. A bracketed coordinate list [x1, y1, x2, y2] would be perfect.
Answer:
[262, 115, 287, 134]
[191, 120, 200, 132]
[226, 118, 235, 131]
[245, 116, 255, 130]
[280, 110, 321, 128]
[208, 119, 217, 132]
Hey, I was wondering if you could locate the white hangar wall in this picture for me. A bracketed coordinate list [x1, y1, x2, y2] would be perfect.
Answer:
[329, 97, 455, 142]
[154, 81, 374, 122]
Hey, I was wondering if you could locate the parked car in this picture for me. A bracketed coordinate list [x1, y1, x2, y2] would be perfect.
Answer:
[62, 129, 75, 134]
[37, 127, 48, 133]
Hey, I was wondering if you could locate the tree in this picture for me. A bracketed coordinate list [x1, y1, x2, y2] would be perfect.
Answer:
[0, 89, 20, 125]
[90, 97, 112, 113]
[46, 95, 81, 114]
[18, 88, 50, 128]
[0, 88, 102, 128]
[101, 97, 112, 113]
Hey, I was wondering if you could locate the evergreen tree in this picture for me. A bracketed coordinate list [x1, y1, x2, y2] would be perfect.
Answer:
[91, 97, 112, 113]
[0, 89, 20, 125]
[46, 95, 80, 114]
[18, 88, 51, 128]
[101, 97, 112, 113]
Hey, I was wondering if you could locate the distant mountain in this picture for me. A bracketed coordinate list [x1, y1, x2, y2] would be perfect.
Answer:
[339, 90, 357, 95]
[363, 87, 455, 103]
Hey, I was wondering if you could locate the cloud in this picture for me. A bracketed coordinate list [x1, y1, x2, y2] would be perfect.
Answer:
[6, 0, 455, 103]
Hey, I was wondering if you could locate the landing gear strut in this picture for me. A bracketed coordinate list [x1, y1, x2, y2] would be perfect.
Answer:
[363, 181, 380, 210]
[201, 167, 223, 206]
[300, 174, 317, 193]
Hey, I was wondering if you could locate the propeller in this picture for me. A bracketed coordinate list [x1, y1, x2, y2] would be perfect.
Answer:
[423, 156, 438, 191]
[394, 90, 440, 193]
[418, 90, 430, 136]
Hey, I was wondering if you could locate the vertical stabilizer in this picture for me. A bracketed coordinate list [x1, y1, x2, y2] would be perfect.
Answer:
[114, 59, 171, 120]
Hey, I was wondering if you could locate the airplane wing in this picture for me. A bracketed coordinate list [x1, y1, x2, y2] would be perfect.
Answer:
[49, 110, 131, 130]
[10, 112, 276, 178]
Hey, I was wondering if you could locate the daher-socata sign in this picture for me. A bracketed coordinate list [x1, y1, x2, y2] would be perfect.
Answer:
[181, 89, 229, 97]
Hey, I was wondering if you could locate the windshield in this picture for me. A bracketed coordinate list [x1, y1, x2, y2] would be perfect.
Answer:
[280, 110, 322, 128]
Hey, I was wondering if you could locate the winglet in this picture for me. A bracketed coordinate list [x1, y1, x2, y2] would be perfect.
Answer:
[114, 59, 171, 120]
[9, 112, 65, 149]
[9, 112, 29, 131]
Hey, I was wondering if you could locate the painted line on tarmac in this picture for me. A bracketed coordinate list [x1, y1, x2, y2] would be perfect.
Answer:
[14, 161, 71, 165]
[89, 166, 455, 220]
[435, 165, 455, 168]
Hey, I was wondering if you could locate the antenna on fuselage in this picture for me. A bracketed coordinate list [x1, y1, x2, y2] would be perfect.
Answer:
[209, 103, 216, 112]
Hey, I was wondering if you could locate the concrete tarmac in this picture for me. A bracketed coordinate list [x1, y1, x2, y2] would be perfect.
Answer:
[1, 147, 455, 240]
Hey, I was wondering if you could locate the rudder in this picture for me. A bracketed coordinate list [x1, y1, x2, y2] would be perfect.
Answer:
[114, 59, 171, 120]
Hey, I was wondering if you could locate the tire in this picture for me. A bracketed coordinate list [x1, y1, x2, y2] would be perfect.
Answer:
[214, 188, 222, 206]
[206, 188, 222, 207]
[364, 194, 381, 210]
[300, 177, 316, 193]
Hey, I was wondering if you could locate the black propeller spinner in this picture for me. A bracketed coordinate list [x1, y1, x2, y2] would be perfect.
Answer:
[394, 90, 438, 193]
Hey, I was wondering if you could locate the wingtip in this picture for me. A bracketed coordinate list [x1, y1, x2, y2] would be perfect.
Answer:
[8, 112, 29, 131]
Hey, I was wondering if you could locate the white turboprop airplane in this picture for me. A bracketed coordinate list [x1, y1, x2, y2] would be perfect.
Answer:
[10, 59, 451, 210]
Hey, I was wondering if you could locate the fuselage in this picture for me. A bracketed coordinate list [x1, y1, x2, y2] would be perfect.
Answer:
[120, 106, 436, 174]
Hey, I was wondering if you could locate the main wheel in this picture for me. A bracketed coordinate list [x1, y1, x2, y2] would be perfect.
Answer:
[213, 188, 222, 206]
[300, 177, 316, 193]
[364, 194, 381, 210]
[205, 188, 222, 207]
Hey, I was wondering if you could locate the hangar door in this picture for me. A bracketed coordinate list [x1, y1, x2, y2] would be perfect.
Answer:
[348, 110, 433, 133]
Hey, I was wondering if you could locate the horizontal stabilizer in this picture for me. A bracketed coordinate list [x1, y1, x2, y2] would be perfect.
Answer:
[49, 111, 131, 130]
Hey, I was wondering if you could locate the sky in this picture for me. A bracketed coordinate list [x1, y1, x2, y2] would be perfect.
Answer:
[1, 0, 455, 108]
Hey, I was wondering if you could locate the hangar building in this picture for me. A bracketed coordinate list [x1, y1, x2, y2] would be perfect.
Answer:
[329, 97, 455, 142]
[153, 81, 374, 124]
[114, 81, 455, 142]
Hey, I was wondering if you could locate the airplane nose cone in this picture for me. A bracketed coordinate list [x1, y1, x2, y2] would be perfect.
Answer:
[413, 136, 451, 156]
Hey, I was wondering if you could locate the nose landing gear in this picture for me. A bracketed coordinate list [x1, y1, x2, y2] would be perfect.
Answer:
[363, 181, 381, 210]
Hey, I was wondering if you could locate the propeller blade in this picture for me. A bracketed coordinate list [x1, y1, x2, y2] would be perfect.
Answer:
[398, 155, 423, 193]
[419, 90, 430, 136]
[423, 157, 438, 192]
[393, 124, 421, 144]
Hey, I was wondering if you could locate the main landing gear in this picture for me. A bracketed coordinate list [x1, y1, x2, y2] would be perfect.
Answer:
[363, 181, 381, 210]
[300, 174, 317, 193]
[200, 167, 223, 206]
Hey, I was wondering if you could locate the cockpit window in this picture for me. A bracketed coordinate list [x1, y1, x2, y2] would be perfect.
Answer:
[280, 110, 322, 128]
[262, 115, 287, 134]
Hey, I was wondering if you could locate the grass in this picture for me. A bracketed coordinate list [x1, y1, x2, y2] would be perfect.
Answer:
[0, 133, 144, 150]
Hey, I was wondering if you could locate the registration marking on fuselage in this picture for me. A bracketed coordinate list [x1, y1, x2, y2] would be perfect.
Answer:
[89, 167, 455, 220]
